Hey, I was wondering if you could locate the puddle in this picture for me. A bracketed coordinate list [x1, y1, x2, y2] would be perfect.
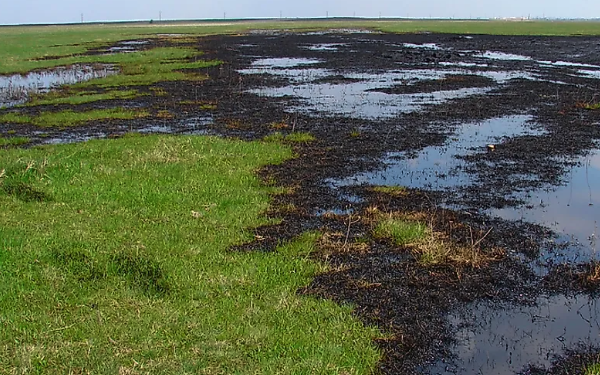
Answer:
[403, 43, 443, 50]
[251, 82, 491, 119]
[38, 116, 213, 145]
[242, 64, 538, 119]
[304, 43, 347, 51]
[576, 70, 600, 80]
[430, 295, 600, 375]
[439, 62, 490, 68]
[538, 60, 600, 70]
[330, 115, 541, 188]
[40, 130, 108, 145]
[103, 40, 148, 54]
[157, 33, 187, 37]
[107, 46, 137, 53]
[137, 116, 213, 135]
[476, 51, 533, 61]
[120, 40, 149, 45]
[492, 152, 600, 262]
[239, 67, 332, 83]
[0, 64, 117, 108]
[249, 58, 322, 68]
[301, 29, 374, 35]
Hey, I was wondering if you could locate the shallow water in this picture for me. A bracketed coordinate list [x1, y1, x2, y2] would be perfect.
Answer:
[477, 51, 534, 61]
[0, 64, 116, 108]
[330, 115, 600, 259]
[492, 152, 600, 262]
[242, 67, 536, 119]
[403, 42, 443, 50]
[304, 43, 347, 51]
[240, 53, 543, 119]
[331, 115, 542, 189]
[39, 116, 213, 145]
[430, 295, 600, 375]
[249, 57, 322, 68]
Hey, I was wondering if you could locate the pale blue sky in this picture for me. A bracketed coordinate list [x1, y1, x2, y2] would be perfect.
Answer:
[2, 0, 599, 25]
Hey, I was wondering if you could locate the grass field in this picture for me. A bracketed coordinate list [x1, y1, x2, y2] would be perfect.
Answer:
[0, 135, 380, 373]
[1, 19, 600, 74]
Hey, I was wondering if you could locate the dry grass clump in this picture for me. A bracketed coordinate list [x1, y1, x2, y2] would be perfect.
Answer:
[317, 232, 370, 257]
[365, 206, 503, 267]
[579, 261, 600, 288]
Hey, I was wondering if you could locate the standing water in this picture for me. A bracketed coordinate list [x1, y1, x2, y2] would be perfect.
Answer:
[0, 64, 117, 108]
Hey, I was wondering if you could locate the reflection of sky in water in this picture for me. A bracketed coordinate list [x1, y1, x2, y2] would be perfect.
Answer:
[331, 116, 599, 259]
[248, 57, 322, 68]
[331, 115, 541, 189]
[430, 295, 600, 375]
[477, 51, 533, 61]
[0, 65, 116, 108]
[241, 61, 538, 119]
[492, 152, 600, 260]
[251, 83, 491, 119]
[40, 116, 213, 145]
[402, 42, 442, 50]
[304, 43, 347, 51]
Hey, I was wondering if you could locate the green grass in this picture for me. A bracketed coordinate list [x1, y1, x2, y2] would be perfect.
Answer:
[0, 108, 149, 127]
[72, 48, 222, 88]
[0, 136, 30, 147]
[26, 89, 143, 106]
[1, 20, 600, 75]
[0, 112, 31, 124]
[581, 103, 600, 110]
[0, 135, 380, 373]
[263, 132, 316, 144]
[374, 218, 428, 246]
[586, 363, 600, 375]
[374, 19, 600, 36]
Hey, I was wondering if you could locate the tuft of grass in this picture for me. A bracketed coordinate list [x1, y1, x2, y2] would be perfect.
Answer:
[576, 102, 600, 110]
[26, 89, 143, 106]
[0, 135, 380, 373]
[350, 128, 361, 138]
[579, 261, 600, 288]
[156, 109, 174, 119]
[370, 210, 501, 267]
[0, 112, 32, 124]
[1, 108, 148, 127]
[586, 363, 600, 375]
[0, 136, 30, 147]
[374, 217, 428, 246]
[264, 131, 316, 144]
[180, 100, 217, 110]
[270, 121, 289, 130]
[372, 185, 408, 197]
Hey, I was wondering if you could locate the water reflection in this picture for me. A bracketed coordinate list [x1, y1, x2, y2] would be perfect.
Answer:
[431, 295, 600, 375]
[0, 64, 116, 108]
[331, 115, 541, 189]
[492, 152, 600, 262]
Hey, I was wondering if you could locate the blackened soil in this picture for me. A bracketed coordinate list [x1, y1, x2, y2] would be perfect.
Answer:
[3, 30, 600, 374]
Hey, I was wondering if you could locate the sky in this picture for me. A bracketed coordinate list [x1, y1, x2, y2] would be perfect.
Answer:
[2, 0, 600, 25]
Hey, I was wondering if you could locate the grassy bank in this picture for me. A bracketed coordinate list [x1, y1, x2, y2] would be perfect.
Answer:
[0, 135, 380, 373]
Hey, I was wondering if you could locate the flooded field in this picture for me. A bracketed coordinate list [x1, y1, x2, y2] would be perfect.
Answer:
[231, 32, 600, 374]
[0, 64, 116, 107]
[2, 30, 600, 374]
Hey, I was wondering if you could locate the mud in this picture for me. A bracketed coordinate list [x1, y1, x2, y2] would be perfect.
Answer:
[2, 31, 600, 374]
